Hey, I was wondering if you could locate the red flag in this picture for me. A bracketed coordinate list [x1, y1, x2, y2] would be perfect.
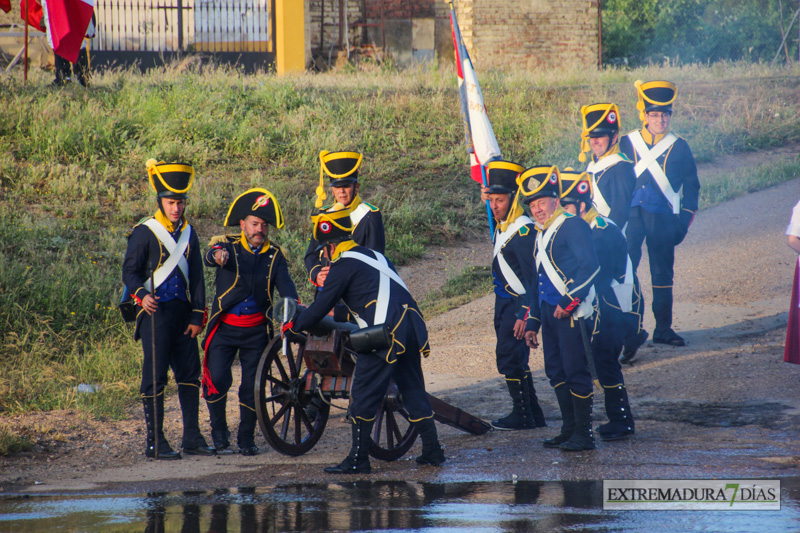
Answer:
[1, 0, 12, 14]
[20, 0, 45, 30]
[785, 257, 800, 364]
[42, 0, 95, 63]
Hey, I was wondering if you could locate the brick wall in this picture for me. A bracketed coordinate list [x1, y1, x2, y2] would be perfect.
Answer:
[366, 0, 435, 19]
[309, 0, 365, 52]
[315, 0, 599, 70]
[470, 0, 599, 69]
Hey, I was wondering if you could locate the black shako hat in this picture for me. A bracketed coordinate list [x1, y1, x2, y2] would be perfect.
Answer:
[635, 80, 677, 125]
[320, 151, 362, 187]
[582, 103, 620, 138]
[485, 160, 526, 195]
[579, 103, 622, 162]
[315, 150, 364, 209]
[311, 205, 354, 247]
[147, 159, 194, 199]
[223, 188, 284, 228]
[559, 169, 593, 208]
[517, 165, 560, 204]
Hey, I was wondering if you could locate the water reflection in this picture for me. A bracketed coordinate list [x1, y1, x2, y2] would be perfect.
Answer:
[1, 479, 799, 532]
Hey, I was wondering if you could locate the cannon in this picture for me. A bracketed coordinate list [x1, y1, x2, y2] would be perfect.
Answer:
[254, 316, 492, 459]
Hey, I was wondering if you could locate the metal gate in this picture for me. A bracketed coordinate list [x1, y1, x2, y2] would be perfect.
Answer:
[91, 0, 275, 71]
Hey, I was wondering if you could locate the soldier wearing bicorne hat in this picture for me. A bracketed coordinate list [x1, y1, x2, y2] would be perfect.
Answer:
[519, 165, 600, 452]
[619, 81, 701, 347]
[559, 170, 636, 442]
[304, 151, 386, 290]
[284, 206, 445, 474]
[122, 159, 214, 460]
[201, 188, 299, 456]
[480, 160, 547, 431]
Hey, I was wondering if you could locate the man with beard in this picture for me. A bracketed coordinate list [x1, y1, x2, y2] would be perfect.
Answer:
[201, 188, 298, 456]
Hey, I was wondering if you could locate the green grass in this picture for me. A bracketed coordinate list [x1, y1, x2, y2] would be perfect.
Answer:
[700, 159, 800, 208]
[1, 60, 799, 421]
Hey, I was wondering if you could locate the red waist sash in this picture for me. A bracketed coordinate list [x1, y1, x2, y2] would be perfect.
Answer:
[220, 312, 267, 327]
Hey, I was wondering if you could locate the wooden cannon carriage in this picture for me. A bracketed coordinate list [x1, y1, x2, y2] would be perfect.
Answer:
[254, 317, 491, 460]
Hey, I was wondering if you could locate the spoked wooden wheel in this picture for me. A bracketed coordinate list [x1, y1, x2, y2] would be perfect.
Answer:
[369, 382, 418, 461]
[255, 336, 330, 456]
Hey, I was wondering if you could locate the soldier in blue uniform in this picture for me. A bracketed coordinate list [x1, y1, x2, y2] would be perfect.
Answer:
[122, 159, 214, 460]
[579, 103, 636, 229]
[304, 151, 385, 289]
[620, 81, 701, 347]
[519, 165, 600, 452]
[559, 170, 635, 441]
[284, 207, 444, 474]
[480, 160, 546, 430]
[201, 188, 299, 456]
[579, 103, 648, 362]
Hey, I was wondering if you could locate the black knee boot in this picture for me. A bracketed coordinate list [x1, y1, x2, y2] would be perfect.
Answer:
[237, 405, 259, 456]
[652, 287, 684, 346]
[524, 372, 547, 427]
[178, 385, 215, 456]
[75, 48, 90, 87]
[543, 386, 575, 448]
[492, 377, 534, 430]
[597, 385, 635, 441]
[324, 419, 374, 474]
[560, 393, 596, 451]
[206, 396, 232, 453]
[53, 54, 72, 86]
[143, 396, 181, 460]
[414, 417, 446, 466]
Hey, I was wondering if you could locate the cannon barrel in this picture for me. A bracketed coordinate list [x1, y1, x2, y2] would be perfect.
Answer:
[307, 315, 358, 337]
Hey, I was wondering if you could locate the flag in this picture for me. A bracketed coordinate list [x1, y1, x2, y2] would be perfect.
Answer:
[785, 256, 800, 364]
[19, 0, 44, 30]
[448, 1, 501, 183]
[41, 0, 95, 63]
[1, 0, 11, 14]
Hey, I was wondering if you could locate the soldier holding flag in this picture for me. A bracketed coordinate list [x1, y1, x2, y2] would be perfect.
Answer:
[481, 160, 546, 431]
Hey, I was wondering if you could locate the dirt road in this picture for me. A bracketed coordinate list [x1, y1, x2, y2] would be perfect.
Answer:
[2, 171, 800, 494]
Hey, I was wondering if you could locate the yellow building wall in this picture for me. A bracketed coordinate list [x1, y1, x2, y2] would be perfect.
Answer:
[275, 0, 306, 74]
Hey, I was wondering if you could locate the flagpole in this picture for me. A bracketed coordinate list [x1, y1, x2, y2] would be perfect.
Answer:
[448, 0, 498, 240]
[23, 0, 29, 85]
[480, 164, 496, 239]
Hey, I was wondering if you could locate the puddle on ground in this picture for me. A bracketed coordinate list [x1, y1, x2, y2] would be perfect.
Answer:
[638, 400, 791, 429]
[2, 478, 800, 532]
